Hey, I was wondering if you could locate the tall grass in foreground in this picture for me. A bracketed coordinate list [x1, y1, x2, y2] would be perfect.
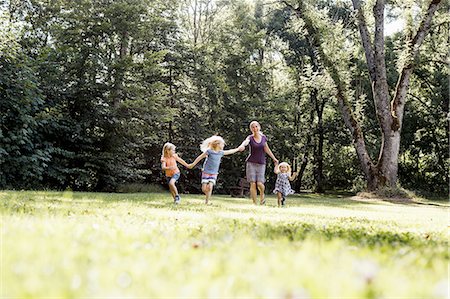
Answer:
[1, 191, 448, 298]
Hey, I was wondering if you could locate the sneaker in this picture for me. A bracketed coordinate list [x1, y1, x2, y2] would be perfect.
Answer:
[174, 195, 181, 204]
[281, 197, 286, 206]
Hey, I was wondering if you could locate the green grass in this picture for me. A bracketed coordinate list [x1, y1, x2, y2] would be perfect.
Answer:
[1, 190, 448, 298]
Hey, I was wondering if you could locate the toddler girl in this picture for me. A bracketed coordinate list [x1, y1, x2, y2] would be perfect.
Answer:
[273, 162, 298, 207]
[161, 142, 189, 204]
[189, 136, 244, 204]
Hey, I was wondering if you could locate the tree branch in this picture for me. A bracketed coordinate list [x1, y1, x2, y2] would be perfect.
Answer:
[411, 0, 442, 57]
[351, 0, 376, 83]
[391, 0, 442, 130]
[280, 0, 375, 175]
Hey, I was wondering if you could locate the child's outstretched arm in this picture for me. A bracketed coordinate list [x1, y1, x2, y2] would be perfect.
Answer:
[289, 172, 298, 181]
[223, 146, 243, 156]
[174, 154, 189, 168]
[188, 152, 208, 169]
[274, 162, 280, 174]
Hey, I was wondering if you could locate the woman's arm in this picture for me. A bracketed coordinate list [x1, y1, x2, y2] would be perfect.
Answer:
[187, 152, 208, 169]
[264, 143, 279, 163]
[239, 137, 250, 148]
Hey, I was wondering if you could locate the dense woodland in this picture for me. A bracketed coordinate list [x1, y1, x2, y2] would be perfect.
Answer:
[0, 0, 448, 195]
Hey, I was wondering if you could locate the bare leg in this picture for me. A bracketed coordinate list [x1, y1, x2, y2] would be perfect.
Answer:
[249, 182, 257, 204]
[277, 192, 282, 207]
[257, 182, 265, 204]
[202, 183, 208, 200]
[202, 183, 213, 204]
[169, 179, 178, 199]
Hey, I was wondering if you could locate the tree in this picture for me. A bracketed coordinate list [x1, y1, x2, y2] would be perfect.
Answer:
[0, 16, 51, 188]
[281, 0, 443, 191]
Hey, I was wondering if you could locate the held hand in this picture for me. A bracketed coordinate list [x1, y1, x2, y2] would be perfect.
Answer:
[187, 163, 194, 169]
[238, 146, 245, 152]
[274, 159, 279, 164]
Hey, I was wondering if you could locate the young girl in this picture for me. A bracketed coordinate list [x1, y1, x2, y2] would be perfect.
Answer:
[273, 162, 298, 207]
[188, 136, 244, 204]
[161, 142, 190, 204]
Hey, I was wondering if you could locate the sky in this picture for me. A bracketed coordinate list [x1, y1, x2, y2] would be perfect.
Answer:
[385, 18, 406, 36]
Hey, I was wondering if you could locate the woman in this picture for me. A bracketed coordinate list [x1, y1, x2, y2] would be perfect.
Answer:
[240, 121, 278, 205]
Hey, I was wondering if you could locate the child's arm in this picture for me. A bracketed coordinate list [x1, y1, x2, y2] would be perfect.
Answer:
[174, 154, 189, 168]
[187, 152, 208, 169]
[274, 162, 280, 174]
[223, 147, 242, 156]
[289, 172, 298, 181]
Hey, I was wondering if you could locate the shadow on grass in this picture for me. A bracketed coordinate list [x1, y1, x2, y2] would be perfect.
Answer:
[287, 193, 379, 208]
[237, 220, 449, 258]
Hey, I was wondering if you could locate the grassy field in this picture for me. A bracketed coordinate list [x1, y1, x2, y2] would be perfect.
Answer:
[1, 190, 448, 298]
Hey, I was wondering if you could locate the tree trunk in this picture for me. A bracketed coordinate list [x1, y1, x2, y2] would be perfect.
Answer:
[295, 155, 308, 192]
[312, 89, 325, 193]
[283, 0, 441, 191]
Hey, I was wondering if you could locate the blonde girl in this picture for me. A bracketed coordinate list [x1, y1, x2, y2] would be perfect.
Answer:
[161, 142, 189, 204]
[239, 121, 279, 205]
[188, 136, 244, 204]
[273, 162, 298, 207]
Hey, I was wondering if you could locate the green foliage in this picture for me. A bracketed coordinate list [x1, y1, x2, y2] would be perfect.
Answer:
[0, 0, 447, 196]
[397, 13, 449, 195]
[0, 50, 51, 189]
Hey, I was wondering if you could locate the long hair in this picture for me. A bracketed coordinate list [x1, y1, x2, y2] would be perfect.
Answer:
[162, 142, 176, 158]
[200, 135, 225, 152]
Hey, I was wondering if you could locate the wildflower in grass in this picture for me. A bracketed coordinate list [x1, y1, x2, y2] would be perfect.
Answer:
[353, 259, 379, 284]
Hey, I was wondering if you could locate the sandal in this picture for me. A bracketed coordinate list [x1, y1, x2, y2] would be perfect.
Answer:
[260, 198, 266, 205]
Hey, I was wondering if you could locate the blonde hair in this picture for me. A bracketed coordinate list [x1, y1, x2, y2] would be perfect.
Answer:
[278, 162, 291, 175]
[200, 135, 225, 152]
[249, 120, 264, 136]
[162, 142, 176, 158]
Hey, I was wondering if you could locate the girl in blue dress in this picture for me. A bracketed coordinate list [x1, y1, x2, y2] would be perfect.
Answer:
[189, 136, 244, 204]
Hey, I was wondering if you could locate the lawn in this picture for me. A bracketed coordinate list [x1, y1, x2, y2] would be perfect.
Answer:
[1, 190, 448, 298]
